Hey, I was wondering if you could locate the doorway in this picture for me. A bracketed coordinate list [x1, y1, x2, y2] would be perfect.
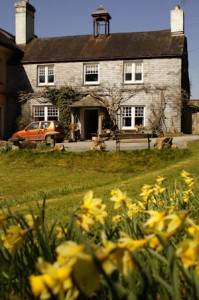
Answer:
[84, 109, 98, 139]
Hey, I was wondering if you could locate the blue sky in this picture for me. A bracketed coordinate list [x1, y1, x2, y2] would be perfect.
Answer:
[1, 0, 198, 99]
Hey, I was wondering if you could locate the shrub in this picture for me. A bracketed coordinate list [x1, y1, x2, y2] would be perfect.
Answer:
[0, 171, 198, 299]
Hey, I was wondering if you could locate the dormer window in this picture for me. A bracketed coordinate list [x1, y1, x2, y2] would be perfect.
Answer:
[84, 63, 99, 84]
[124, 62, 143, 84]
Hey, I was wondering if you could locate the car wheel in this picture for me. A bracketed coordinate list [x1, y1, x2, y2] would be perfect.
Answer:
[45, 135, 55, 146]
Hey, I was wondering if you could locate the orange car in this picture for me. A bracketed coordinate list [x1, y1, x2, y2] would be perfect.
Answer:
[10, 120, 65, 144]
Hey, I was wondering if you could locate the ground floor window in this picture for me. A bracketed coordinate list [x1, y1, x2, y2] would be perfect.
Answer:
[121, 106, 145, 129]
[33, 106, 59, 121]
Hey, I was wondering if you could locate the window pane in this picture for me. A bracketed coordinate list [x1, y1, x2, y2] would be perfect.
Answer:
[33, 106, 44, 121]
[123, 117, 131, 127]
[48, 106, 58, 117]
[135, 107, 144, 126]
[122, 107, 132, 127]
[125, 73, 132, 81]
[135, 63, 142, 81]
[85, 64, 98, 82]
[85, 74, 98, 82]
[124, 63, 132, 82]
[48, 66, 54, 83]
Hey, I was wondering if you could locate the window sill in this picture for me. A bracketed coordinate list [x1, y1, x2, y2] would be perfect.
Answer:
[124, 82, 143, 85]
[84, 82, 100, 85]
[37, 83, 55, 87]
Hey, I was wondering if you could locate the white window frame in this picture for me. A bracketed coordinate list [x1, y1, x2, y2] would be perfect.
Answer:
[84, 63, 99, 85]
[33, 106, 59, 121]
[121, 106, 145, 129]
[124, 62, 143, 84]
[37, 65, 55, 86]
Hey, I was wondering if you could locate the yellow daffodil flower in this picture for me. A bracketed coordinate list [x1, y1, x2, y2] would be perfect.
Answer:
[76, 213, 94, 232]
[181, 170, 191, 178]
[56, 241, 85, 265]
[127, 203, 142, 218]
[118, 232, 147, 251]
[24, 214, 40, 228]
[110, 189, 132, 209]
[156, 176, 165, 184]
[144, 210, 167, 231]
[176, 239, 198, 268]
[165, 211, 189, 232]
[0, 214, 7, 226]
[81, 191, 108, 225]
[112, 214, 122, 223]
[1, 225, 28, 255]
[122, 250, 136, 276]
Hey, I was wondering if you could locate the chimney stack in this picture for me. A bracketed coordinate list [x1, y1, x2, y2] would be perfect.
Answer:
[170, 5, 184, 36]
[15, 0, 36, 44]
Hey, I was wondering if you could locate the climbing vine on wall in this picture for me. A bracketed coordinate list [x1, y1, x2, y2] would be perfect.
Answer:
[46, 86, 79, 135]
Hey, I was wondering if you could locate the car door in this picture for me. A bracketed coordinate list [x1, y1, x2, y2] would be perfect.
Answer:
[38, 121, 51, 140]
[24, 122, 40, 140]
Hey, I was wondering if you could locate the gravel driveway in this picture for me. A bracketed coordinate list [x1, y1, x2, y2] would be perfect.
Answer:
[62, 135, 199, 152]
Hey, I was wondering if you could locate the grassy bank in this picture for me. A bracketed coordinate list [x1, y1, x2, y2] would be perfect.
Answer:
[0, 140, 199, 221]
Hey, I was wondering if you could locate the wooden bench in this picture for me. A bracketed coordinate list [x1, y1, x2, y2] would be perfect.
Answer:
[115, 133, 152, 151]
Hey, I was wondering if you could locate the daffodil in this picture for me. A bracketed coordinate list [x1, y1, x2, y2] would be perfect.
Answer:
[182, 189, 194, 203]
[35, 258, 73, 296]
[176, 239, 198, 268]
[181, 170, 191, 178]
[76, 213, 94, 232]
[55, 226, 68, 240]
[183, 177, 194, 188]
[156, 176, 165, 184]
[0, 214, 7, 226]
[110, 189, 132, 209]
[127, 203, 142, 218]
[29, 274, 52, 298]
[140, 185, 154, 202]
[95, 231, 119, 275]
[122, 250, 136, 276]
[1, 225, 28, 254]
[118, 232, 147, 251]
[165, 211, 189, 232]
[56, 241, 85, 265]
[153, 184, 166, 195]
[81, 191, 108, 225]
[24, 214, 39, 228]
[112, 214, 122, 223]
[187, 221, 199, 238]
[146, 231, 174, 252]
[144, 210, 167, 231]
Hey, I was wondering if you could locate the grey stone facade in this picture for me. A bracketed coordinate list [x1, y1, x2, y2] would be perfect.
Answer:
[7, 57, 183, 136]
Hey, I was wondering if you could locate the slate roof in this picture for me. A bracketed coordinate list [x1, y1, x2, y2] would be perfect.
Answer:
[20, 29, 186, 64]
[0, 29, 22, 52]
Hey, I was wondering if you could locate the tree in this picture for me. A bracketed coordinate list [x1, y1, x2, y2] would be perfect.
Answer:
[46, 86, 79, 135]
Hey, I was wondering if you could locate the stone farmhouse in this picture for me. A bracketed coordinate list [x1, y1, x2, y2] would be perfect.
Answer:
[2, 1, 190, 140]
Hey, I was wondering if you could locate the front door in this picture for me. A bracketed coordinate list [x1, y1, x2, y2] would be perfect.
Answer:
[84, 109, 98, 139]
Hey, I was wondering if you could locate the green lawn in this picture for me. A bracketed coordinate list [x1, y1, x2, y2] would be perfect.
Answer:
[0, 140, 199, 222]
